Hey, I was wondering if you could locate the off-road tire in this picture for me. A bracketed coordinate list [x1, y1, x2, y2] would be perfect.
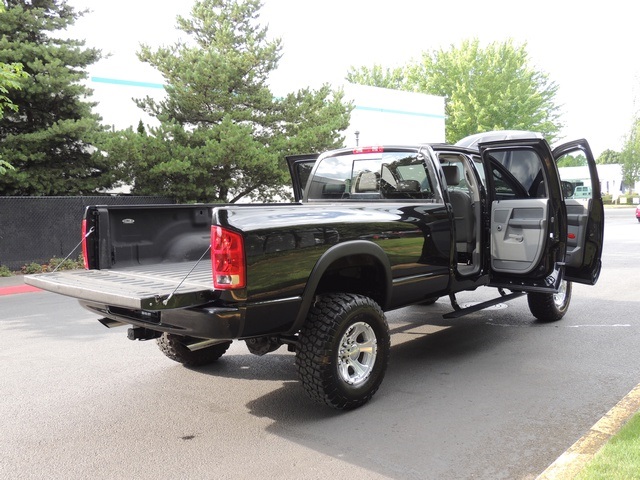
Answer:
[527, 280, 572, 322]
[295, 293, 390, 410]
[156, 333, 231, 367]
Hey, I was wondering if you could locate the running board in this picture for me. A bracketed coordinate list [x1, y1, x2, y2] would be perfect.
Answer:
[443, 292, 525, 319]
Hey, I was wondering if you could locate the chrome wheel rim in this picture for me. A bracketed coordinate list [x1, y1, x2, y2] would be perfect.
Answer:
[553, 281, 567, 308]
[337, 321, 377, 386]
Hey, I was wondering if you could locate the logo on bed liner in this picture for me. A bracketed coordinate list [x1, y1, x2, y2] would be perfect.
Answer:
[122, 218, 135, 224]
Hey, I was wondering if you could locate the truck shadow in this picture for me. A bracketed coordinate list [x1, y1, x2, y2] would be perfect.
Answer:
[236, 302, 555, 477]
[189, 301, 514, 385]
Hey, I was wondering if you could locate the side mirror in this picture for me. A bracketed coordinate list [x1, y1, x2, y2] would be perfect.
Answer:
[561, 181, 575, 198]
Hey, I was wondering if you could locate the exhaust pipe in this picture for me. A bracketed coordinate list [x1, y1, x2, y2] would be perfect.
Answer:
[98, 317, 126, 329]
[185, 339, 230, 352]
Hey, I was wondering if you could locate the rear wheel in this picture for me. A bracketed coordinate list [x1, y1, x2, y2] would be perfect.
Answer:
[295, 293, 390, 410]
[527, 280, 572, 322]
[156, 333, 231, 366]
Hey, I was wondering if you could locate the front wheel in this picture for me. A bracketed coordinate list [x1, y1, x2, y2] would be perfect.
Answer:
[527, 280, 572, 322]
[295, 293, 390, 410]
[156, 333, 232, 367]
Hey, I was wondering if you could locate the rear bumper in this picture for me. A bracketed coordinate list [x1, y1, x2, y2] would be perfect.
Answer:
[80, 301, 245, 340]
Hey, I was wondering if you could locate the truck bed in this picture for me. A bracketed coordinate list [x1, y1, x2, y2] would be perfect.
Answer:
[25, 261, 216, 310]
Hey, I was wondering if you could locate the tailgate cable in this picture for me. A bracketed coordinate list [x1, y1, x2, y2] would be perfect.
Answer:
[162, 244, 212, 306]
[51, 227, 95, 274]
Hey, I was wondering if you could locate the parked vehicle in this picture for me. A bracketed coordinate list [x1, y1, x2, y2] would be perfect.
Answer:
[26, 131, 605, 410]
[636, 204, 640, 222]
[573, 185, 592, 198]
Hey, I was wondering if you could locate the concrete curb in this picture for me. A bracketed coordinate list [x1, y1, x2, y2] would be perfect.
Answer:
[536, 383, 640, 479]
[0, 275, 26, 288]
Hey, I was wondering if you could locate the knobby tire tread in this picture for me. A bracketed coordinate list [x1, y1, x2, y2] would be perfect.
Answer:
[295, 293, 390, 410]
[156, 334, 231, 367]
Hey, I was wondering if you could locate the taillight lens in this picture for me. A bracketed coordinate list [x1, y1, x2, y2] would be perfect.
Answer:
[81, 219, 89, 269]
[211, 226, 246, 289]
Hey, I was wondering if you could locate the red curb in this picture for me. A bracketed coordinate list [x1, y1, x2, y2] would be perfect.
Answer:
[0, 284, 42, 296]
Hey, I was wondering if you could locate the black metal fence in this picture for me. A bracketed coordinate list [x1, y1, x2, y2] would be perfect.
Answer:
[0, 196, 174, 271]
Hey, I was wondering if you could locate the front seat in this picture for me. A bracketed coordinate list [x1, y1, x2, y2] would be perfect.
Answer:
[442, 165, 475, 253]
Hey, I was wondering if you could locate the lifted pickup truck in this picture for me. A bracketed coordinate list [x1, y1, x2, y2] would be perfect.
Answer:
[26, 131, 604, 410]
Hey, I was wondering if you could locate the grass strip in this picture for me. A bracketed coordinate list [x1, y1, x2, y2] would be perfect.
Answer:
[575, 412, 640, 479]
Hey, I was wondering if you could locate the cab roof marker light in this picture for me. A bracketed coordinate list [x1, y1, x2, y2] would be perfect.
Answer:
[353, 146, 384, 154]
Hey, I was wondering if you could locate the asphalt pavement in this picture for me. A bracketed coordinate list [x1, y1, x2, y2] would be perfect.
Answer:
[1, 207, 639, 479]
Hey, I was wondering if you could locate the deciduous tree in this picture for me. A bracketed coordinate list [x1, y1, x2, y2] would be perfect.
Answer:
[347, 38, 563, 144]
[597, 149, 621, 165]
[620, 117, 640, 192]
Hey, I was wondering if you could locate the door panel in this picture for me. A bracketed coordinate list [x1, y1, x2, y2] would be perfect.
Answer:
[286, 154, 319, 202]
[491, 200, 548, 274]
[480, 139, 567, 293]
[553, 140, 604, 284]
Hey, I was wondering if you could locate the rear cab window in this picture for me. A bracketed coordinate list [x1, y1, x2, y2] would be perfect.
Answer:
[306, 148, 443, 202]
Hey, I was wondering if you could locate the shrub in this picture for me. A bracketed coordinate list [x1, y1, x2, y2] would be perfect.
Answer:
[0, 265, 13, 277]
[47, 255, 84, 272]
[22, 262, 44, 274]
[20, 255, 85, 274]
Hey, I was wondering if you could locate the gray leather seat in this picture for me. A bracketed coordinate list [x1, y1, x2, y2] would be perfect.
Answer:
[442, 166, 475, 253]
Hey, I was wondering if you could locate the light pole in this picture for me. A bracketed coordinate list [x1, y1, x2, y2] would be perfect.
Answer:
[355, 130, 360, 147]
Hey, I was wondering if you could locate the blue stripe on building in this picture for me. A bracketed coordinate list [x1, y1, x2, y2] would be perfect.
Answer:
[91, 77, 445, 119]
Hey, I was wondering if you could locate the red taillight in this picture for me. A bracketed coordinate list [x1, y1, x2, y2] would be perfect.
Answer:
[568, 233, 576, 239]
[211, 226, 246, 289]
[353, 146, 384, 154]
[81, 219, 89, 269]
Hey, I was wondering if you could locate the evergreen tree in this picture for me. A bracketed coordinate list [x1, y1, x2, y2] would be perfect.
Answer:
[0, 0, 118, 195]
[109, 0, 351, 203]
[0, 61, 28, 174]
[347, 38, 562, 144]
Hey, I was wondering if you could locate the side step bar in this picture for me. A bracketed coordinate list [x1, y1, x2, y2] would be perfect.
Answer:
[443, 291, 525, 319]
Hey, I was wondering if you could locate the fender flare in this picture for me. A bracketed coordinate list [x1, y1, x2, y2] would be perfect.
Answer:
[286, 240, 392, 334]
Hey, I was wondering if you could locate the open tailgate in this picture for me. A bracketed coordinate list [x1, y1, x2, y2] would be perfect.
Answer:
[24, 262, 216, 310]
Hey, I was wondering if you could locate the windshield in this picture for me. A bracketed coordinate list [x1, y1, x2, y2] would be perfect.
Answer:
[307, 150, 440, 201]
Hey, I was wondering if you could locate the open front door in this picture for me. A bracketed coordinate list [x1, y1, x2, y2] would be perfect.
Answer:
[553, 140, 604, 285]
[480, 139, 567, 293]
[286, 154, 319, 202]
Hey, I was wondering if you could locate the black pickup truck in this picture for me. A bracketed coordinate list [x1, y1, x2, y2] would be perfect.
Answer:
[26, 131, 604, 410]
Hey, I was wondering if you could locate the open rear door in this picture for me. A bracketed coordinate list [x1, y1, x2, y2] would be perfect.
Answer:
[286, 154, 318, 202]
[553, 140, 604, 285]
[480, 139, 567, 293]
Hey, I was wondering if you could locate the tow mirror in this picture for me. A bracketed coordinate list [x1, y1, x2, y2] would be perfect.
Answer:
[561, 181, 575, 198]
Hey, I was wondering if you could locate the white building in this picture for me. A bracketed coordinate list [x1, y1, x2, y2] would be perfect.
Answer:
[88, 77, 446, 146]
[559, 163, 639, 199]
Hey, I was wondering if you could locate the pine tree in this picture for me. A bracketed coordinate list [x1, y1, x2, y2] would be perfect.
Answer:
[109, 0, 351, 203]
[0, 0, 118, 195]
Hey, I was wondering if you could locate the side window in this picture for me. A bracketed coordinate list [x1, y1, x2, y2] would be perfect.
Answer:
[485, 149, 546, 200]
[556, 151, 594, 201]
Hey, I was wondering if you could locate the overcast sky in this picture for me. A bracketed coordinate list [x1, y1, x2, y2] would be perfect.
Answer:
[66, 0, 639, 156]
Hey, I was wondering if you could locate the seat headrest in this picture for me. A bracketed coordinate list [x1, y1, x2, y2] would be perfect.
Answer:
[442, 165, 460, 186]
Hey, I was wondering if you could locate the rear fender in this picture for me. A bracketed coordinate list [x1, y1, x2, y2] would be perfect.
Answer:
[285, 240, 392, 334]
